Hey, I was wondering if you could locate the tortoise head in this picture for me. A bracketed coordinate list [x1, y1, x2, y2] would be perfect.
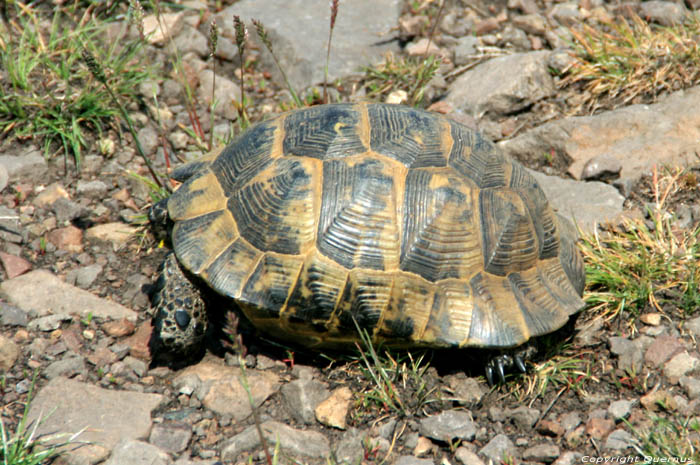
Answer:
[150, 253, 208, 360]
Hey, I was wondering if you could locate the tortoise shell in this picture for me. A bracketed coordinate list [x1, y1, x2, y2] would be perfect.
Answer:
[166, 103, 585, 349]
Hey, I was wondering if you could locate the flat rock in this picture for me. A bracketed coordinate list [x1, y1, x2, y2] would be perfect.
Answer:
[174, 361, 281, 421]
[528, 169, 625, 234]
[218, 0, 400, 90]
[645, 335, 685, 367]
[0, 149, 48, 183]
[664, 352, 700, 382]
[608, 399, 635, 421]
[419, 410, 476, 443]
[1, 270, 137, 321]
[142, 12, 185, 45]
[103, 439, 170, 465]
[85, 222, 138, 246]
[455, 446, 487, 465]
[28, 377, 164, 464]
[500, 86, 700, 191]
[315, 386, 353, 429]
[522, 443, 559, 462]
[0, 251, 32, 279]
[148, 423, 192, 453]
[47, 225, 83, 252]
[604, 429, 638, 451]
[281, 377, 330, 424]
[445, 374, 486, 405]
[220, 420, 330, 460]
[680, 376, 700, 400]
[479, 433, 518, 463]
[446, 51, 555, 118]
[0, 335, 20, 371]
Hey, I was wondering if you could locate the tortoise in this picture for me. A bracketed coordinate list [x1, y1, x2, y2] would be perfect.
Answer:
[149, 102, 585, 384]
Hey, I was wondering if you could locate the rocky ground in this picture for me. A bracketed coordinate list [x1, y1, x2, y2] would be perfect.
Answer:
[1, 0, 700, 464]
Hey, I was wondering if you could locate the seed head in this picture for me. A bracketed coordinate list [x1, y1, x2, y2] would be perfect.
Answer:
[330, 0, 339, 30]
[233, 15, 248, 50]
[252, 19, 272, 52]
[82, 49, 106, 83]
[128, 0, 145, 41]
[208, 19, 219, 57]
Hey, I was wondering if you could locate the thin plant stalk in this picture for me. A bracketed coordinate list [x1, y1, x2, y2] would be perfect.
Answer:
[323, 0, 339, 104]
[252, 19, 303, 108]
[425, 0, 445, 55]
[82, 48, 167, 191]
[208, 19, 219, 151]
[233, 15, 250, 127]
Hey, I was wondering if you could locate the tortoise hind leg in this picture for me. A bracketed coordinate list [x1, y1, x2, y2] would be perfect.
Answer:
[150, 253, 208, 361]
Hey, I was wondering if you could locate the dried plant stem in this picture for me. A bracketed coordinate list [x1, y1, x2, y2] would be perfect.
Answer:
[425, 0, 445, 55]
[208, 19, 219, 150]
[234, 15, 250, 126]
[323, 0, 340, 104]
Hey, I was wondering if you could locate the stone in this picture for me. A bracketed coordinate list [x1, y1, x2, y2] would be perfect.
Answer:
[405, 38, 447, 57]
[645, 335, 684, 367]
[479, 434, 518, 463]
[137, 126, 160, 156]
[0, 335, 20, 371]
[149, 423, 192, 453]
[608, 399, 635, 421]
[281, 377, 330, 424]
[527, 170, 625, 234]
[44, 354, 87, 379]
[604, 429, 638, 451]
[640, 313, 662, 326]
[522, 443, 559, 462]
[453, 36, 480, 66]
[103, 439, 170, 465]
[220, 421, 330, 460]
[413, 436, 434, 456]
[315, 386, 353, 429]
[549, 2, 581, 26]
[536, 420, 565, 437]
[512, 13, 547, 35]
[0, 163, 7, 192]
[608, 336, 644, 373]
[174, 361, 281, 421]
[419, 410, 476, 443]
[455, 446, 487, 465]
[174, 25, 209, 58]
[0, 252, 31, 279]
[639, 1, 687, 26]
[580, 153, 623, 181]
[686, 316, 700, 339]
[641, 389, 678, 411]
[1, 303, 28, 326]
[218, 0, 400, 91]
[47, 226, 83, 252]
[680, 376, 700, 400]
[125, 321, 154, 360]
[508, 406, 540, 429]
[76, 180, 109, 198]
[445, 374, 485, 405]
[664, 352, 699, 382]
[586, 417, 614, 439]
[553, 451, 584, 465]
[197, 70, 241, 121]
[142, 12, 185, 45]
[52, 198, 84, 224]
[334, 428, 367, 464]
[28, 377, 163, 464]
[499, 86, 700, 190]
[0, 149, 48, 183]
[0, 206, 21, 243]
[85, 223, 138, 246]
[102, 318, 136, 338]
[27, 314, 72, 332]
[1, 270, 137, 321]
[66, 264, 103, 289]
[446, 51, 554, 118]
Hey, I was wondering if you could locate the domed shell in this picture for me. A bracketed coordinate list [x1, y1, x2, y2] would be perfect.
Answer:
[166, 103, 585, 349]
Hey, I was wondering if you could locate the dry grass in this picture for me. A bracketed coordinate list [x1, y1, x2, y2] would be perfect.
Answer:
[561, 13, 700, 113]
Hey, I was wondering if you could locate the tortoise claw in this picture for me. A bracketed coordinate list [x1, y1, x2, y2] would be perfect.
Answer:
[515, 354, 527, 373]
[485, 364, 495, 387]
[496, 358, 507, 384]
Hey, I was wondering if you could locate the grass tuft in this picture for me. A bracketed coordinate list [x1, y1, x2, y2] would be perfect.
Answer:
[362, 52, 440, 107]
[0, 2, 151, 169]
[580, 166, 700, 324]
[562, 13, 700, 113]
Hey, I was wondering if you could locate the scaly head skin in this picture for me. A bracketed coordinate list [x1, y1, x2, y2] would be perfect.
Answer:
[150, 253, 208, 359]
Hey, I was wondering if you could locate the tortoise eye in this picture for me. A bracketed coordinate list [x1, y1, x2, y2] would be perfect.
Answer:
[175, 309, 191, 329]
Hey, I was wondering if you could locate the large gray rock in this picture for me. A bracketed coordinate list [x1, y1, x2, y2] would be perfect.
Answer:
[500, 86, 700, 192]
[419, 410, 476, 442]
[217, 0, 401, 91]
[28, 377, 164, 465]
[446, 51, 555, 118]
[1, 270, 137, 321]
[220, 421, 330, 460]
[528, 169, 625, 234]
[0, 148, 48, 183]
